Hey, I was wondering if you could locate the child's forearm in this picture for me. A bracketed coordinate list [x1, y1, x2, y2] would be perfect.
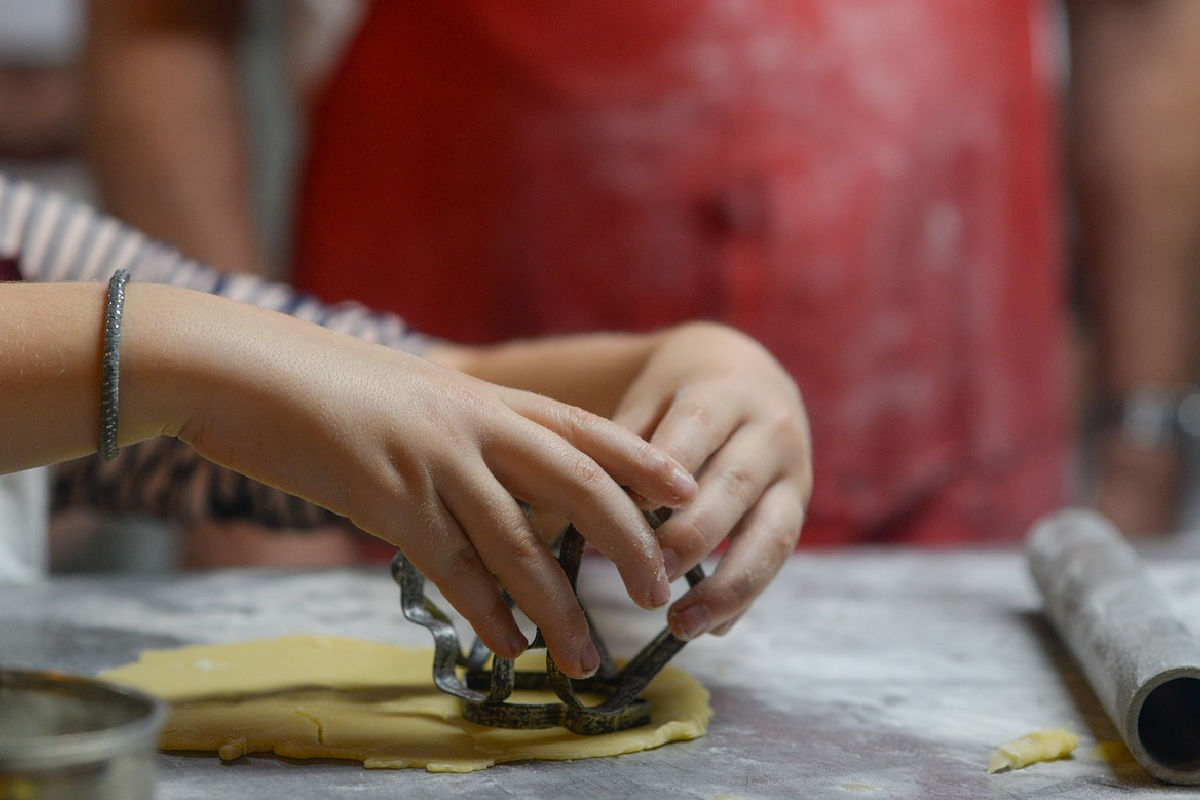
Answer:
[3, 282, 114, 471]
[2, 172, 427, 526]
[1, 281, 240, 472]
[427, 331, 663, 418]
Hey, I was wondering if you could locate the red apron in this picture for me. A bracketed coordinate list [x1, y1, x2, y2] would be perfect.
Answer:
[293, 0, 1069, 545]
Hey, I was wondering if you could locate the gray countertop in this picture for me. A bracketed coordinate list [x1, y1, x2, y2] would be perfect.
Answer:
[4, 545, 1200, 800]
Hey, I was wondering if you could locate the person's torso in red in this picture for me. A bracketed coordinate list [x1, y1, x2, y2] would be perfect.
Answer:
[292, 0, 1069, 546]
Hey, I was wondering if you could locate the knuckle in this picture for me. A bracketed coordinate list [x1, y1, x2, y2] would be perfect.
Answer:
[715, 463, 759, 506]
[724, 568, 761, 609]
[505, 531, 550, 575]
[663, 514, 721, 561]
[562, 453, 609, 497]
[777, 483, 809, 539]
[440, 540, 484, 580]
[631, 436, 671, 475]
[472, 596, 514, 632]
[764, 522, 797, 565]
[557, 403, 602, 443]
[384, 453, 432, 500]
[764, 404, 807, 451]
[678, 394, 714, 429]
[703, 570, 756, 618]
[526, 593, 586, 646]
[770, 405, 800, 437]
[797, 471, 814, 508]
[727, 568, 756, 604]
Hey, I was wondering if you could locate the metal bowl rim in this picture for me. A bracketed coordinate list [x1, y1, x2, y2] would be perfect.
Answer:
[0, 668, 167, 770]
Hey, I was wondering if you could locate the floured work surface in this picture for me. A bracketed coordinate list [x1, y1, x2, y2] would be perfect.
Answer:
[97, 634, 711, 773]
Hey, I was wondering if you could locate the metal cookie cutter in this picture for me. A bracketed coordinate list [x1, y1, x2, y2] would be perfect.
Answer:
[392, 509, 705, 735]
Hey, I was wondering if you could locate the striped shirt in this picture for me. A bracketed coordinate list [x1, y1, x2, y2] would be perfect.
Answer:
[1, 172, 428, 529]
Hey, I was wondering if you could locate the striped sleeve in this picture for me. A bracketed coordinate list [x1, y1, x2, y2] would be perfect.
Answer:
[0, 173, 429, 350]
[1, 172, 431, 529]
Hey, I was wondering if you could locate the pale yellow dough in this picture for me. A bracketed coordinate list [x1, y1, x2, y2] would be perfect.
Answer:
[98, 634, 711, 773]
[986, 728, 1078, 773]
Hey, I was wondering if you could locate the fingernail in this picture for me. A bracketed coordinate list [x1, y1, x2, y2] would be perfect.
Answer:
[508, 632, 529, 658]
[651, 567, 672, 607]
[671, 603, 710, 641]
[579, 640, 600, 678]
[668, 467, 697, 503]
[660, 547, 681, 582]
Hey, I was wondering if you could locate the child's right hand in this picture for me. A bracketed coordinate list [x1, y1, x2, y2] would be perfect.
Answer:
[140, 287, 696, 678]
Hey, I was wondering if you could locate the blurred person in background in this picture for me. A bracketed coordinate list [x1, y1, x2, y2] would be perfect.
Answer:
[1066, 0, 1200, 537]
[80, 0, 1199, 561]
[0, 0, 92, 198]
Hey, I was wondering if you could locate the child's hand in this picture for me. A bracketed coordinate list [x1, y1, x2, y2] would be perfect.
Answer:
[151, 292, 696, 679]
[611, 323, 812, 640]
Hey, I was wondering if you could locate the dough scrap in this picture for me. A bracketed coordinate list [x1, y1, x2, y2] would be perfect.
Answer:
[986, 728, 1078, 774]
[1088, 739, 1134, 764]
[97, 634, 711, 772]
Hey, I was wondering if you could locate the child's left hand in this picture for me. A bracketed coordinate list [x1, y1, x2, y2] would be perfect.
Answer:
[612, 323, 812, 640]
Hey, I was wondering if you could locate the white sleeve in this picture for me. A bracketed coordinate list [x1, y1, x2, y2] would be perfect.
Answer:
[0, 468, 49, 583]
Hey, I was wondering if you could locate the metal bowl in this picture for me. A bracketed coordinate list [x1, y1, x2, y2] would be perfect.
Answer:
[0, 669, 166, 800]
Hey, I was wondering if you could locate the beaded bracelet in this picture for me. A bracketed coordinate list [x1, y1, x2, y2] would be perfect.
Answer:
[99, 268, 130, 461]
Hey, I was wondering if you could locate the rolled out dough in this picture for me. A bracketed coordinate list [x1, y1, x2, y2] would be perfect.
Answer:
[97, 634, 711, 773]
